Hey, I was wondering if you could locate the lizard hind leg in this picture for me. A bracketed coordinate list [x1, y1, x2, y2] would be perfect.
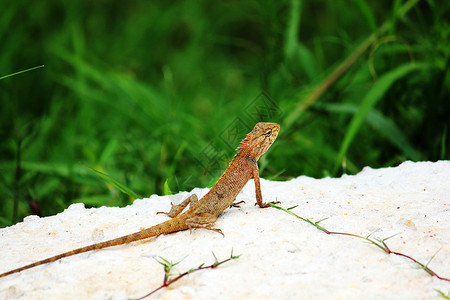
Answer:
[185, 213, 224, 236]
[157, 194, 198, 218]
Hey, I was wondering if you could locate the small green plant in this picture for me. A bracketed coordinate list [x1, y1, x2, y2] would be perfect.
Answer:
[270, 203, 450, 282]
[135, 251, 240, 299]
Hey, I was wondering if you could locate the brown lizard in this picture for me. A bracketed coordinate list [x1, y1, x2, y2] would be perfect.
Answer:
[0, 122, 280, 278]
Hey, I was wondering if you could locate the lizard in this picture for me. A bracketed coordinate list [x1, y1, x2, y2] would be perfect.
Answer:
[0, 122, 280, 278]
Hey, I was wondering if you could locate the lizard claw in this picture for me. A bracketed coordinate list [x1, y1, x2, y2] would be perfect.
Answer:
[213, 228, 225, 237]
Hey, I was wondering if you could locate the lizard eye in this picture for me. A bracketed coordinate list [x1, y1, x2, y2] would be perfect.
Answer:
[264, 129, 272, 135]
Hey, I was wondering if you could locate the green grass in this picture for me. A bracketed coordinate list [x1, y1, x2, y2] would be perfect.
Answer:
[1, 0, 449, 227]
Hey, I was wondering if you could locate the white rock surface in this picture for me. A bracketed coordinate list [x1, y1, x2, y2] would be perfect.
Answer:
[0, 161, 449, 299]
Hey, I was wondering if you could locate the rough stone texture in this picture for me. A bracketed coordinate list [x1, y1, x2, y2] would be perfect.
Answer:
[0, 161, 449, 299]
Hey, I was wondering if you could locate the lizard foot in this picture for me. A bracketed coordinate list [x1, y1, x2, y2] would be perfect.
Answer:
[186, 213, 224, 237]
[188, 224, 224, 237]
[256, 201, 280, 208]
[207, 227, 224, 237]
[230, 200, 245, 208]
[156, 194, 198, 218]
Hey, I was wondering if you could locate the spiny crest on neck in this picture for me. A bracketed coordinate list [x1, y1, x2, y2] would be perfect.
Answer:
[237, 122, 280, 159]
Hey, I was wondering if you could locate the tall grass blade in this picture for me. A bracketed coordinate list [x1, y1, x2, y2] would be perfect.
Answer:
[321, 103, 421, 160]
[0, 65, 44, 80]
[351, 0, 377, 32]
[82, 163, 140, 199]
[283, 0, 421, 131]
[333, 63, 429, 174]
[284, 0, 301, 60]
[366, 109, 421, 160]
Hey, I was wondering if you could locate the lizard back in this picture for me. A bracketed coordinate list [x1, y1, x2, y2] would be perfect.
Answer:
[191, 122, 280, 216]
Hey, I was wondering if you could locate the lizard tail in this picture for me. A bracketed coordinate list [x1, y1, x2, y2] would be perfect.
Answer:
[0, 217, 187, 278]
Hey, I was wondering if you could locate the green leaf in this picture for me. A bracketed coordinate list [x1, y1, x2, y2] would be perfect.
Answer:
[351, 0, 377, 32]
[284, 0, 317, 80]
[284, 0, 301, 60]
[333, 63, 429, 174]
[163, 178, 172, 196]
[71, 195, 117, 207]
[320, 103, 421, 160]
[82, 163, 139, 199]
[366, 109, 420, 160]
[435, 289, 450, 299]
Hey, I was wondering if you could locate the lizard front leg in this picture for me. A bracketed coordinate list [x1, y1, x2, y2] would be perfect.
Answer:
[157, 194, 198, 218]
[252, 164, 279, 208]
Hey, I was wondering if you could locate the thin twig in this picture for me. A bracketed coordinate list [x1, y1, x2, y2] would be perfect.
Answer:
[136, 251, 240, 299]
[270, 203, 450, 282]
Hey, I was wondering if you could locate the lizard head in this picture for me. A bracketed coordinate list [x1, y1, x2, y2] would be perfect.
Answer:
[238, 122, 280, 160]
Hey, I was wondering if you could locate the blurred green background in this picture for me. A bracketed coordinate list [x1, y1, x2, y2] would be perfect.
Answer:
[1, 0, 449, 227]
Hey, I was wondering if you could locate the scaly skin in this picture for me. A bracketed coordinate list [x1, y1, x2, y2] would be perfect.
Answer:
[0, 122, 280, 278]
